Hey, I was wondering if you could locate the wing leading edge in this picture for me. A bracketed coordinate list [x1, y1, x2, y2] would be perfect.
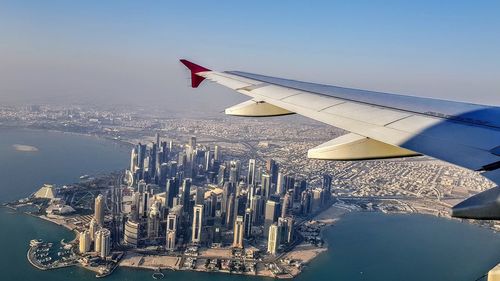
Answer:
[180, 59, 500, 220]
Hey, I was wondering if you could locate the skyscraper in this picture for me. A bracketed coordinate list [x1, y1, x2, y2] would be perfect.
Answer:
[130, 147, 138, 173]
[147, 203, 160, 239]
[95, 228, 111, 259]
[250, 195, 263, 225]
[312, 188, 325, 212]
[300, 190, 312, 215]
[276, 172, 285, 196]
[79, 230, 91, 254]
[137, 143, 147, 170]
[166, 213, 177, 250]
[124, 219, 140, 247]
[281, 192, 291, 218]
[189, 136, 197, 148]
[261, 173, 271, 199]
[214, 145, 220, 161]
[323, 174, 332, 201]
[166, 178, 179, 208]
[244, 208, 253, 238]
[89, 218, 99, 241]
[182, 178, 192, 210]
[94, 194, 105, 226]
[278, 216, 294, 244]
[195, 187, 204, 205]
[264, 200, 280, 235]
[247, 159, 256, 186]
[233, 215, 244, 248]
[229, 160, 240, 183]
[267, 223, 280, 255]
[225, 193, 235, 229]
[191, 204, 204, 244]
[266, 158, 278, 185]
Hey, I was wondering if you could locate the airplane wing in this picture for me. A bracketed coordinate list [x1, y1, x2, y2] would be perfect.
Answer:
[180, 59, 500, 220]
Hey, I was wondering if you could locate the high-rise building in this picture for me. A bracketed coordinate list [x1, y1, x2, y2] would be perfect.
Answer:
[281, 192, 291, 218]
[189, 136, 197, 148]
[191, 204, 204, 243]
[217, 164, 226, 186]
[247, 159, 256, 186]
[278, 216, 294, 244]
[182, 178, 192, 211]
[267, 223, 280, 255]
[214, 145, 220, 162]
[137, 179, 147, 193]
[264, 200, 280, 235]
[168, 140, 173, 151]
[323, 174, 332, 201]
[244, 208, 253, 238]
[300, 190, 312, 215]
[204, 150, 213, 172]
[166, 178, 179, 208]
[225, 193, 235, 229]
[266, 159, 279, 185]
[284, 175, 295, 193]
[229, 160, 240, 183]
[276, 172, 285, 196]
[250, 195, 264, 225]
[147, 203, 160, 239]
[233, 215, 244, 248]
[89, 218, 99, 241]
[137, 143, 147, 170]
[262, 174, 271, 199]
[94, 194, 105, 226]
[195, 187, 204, 205]
[130, 147, 138, 173]
[322, 174, 332, 192]
[124, 219, 140, 247]
[166, 213, 178, 250]
[79, 230, 91, 254]
[139, 190, 150, 218]
[95, 228, 111, 259]
[312, 188, 325, 212]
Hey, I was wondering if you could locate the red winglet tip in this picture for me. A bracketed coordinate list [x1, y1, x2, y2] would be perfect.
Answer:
[180, 59, 211, 88]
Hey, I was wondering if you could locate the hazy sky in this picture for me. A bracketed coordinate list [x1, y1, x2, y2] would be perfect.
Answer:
[0, 0, 499, 113]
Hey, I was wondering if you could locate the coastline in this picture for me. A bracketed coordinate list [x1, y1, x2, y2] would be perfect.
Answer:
[9, 200, 499, 279]
[0, 125, 135, 149]
[118, 203, 356, 279]
[1, 206, 79, 243]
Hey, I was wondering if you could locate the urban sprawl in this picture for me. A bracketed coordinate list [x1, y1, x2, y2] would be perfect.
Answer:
[1, 104, 498, 278]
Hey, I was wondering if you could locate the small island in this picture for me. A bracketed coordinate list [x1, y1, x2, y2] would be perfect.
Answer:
[13, 144, 39, 152]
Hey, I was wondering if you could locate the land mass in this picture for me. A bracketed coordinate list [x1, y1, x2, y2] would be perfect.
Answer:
[12, 144, 39, 152]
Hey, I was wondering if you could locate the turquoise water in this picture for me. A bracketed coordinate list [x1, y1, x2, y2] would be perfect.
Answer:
[0, 128, 498, 281]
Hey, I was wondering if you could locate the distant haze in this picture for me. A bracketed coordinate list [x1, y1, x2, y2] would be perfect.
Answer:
[0, 1, 499, 114]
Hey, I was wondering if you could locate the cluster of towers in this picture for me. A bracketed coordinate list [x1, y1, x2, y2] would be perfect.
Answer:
[91, 134, 334, 257]
[79, 194, 111, 259]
